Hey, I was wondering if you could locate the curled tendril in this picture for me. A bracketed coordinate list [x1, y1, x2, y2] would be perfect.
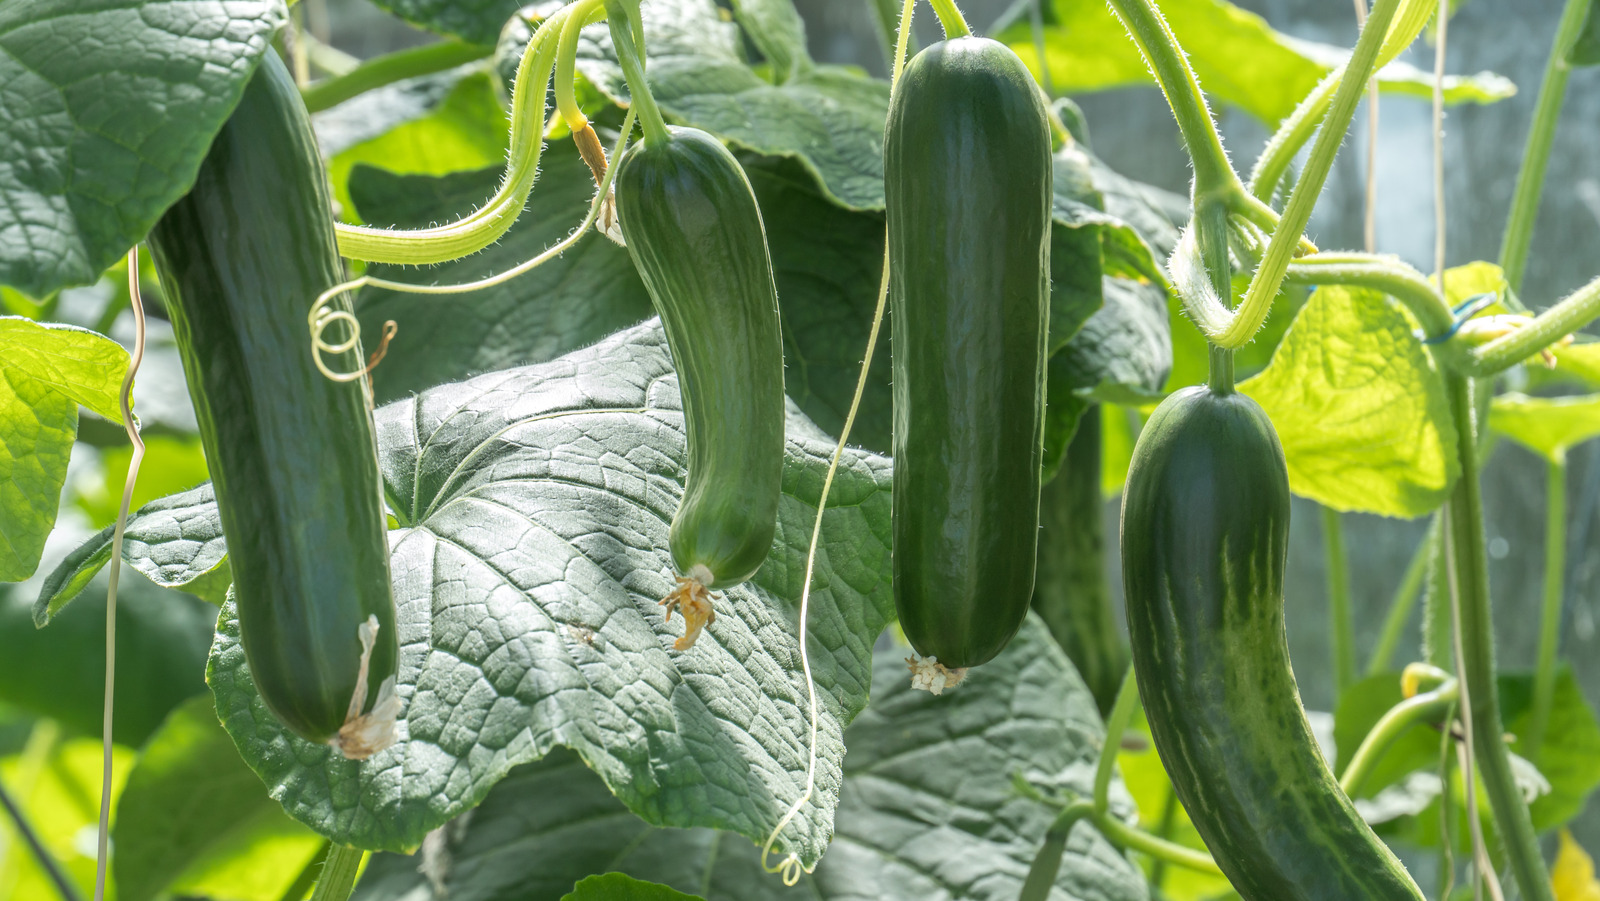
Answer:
[309, 106, 638, 383]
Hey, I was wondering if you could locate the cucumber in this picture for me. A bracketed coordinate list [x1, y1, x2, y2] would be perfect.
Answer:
[886, 36, 1051, 674]
[1120, 385, 1424, 900]
[1032, 410, 1126, 715]
[148, 52, 400, 757]
[614, 125, 785, 650]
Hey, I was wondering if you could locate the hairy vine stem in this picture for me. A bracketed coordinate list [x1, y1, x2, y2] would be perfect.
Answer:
[1224, 0, 1402, 350]
[331, 1, 578, 263]
[310, 108, 637, 382]
[605, 0, 671, 145]
[1248, 0, 1439, 202]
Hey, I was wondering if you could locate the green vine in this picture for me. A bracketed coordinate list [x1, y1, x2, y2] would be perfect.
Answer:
[331, 1, 579, 263]
[1499, 0, 1595, 292]
[308, 845, 365, 901]
[1529, 454, 1568, 759]
[300, 40, 491, 113]
[1441, 372, 1555, 901]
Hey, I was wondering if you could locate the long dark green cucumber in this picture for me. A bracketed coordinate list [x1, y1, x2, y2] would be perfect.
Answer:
[148, 52, 398, 750]
[1120, 386, 1423, 900]
[614, 126, 785, 592]
[887, 36, 1051, 670]
[1032, 410, 1126, 715]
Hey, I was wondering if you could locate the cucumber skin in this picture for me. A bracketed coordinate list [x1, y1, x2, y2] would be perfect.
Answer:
[886, 37, 1051, 669]
[148, 53, 397, 745]
[614, 127, 786, 589]
[1120, 386, 1423, 900]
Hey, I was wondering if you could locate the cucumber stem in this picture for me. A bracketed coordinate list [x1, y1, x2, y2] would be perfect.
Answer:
[1528, 453, 1567, 760]
[605, 0, 671, 146]
[1441, 372, 1555, 901]
[1365, 517, 1436, 677]
[927, 0, 972, 38]
[1499, 0, 1592, 293]
[1322, 505, 1356, 697]
[300, 39, 492, 113]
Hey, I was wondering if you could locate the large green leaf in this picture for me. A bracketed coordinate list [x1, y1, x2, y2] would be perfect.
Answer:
[349, 145, 654, 406]
[35, 484, 230, 622]
[113, 695, 322, 901]
[0, 572, 212, 746]
[0, 0, 286, 297]
[1489, 393, 1600, 462]
[725, 0, 811, 83]
[99, 322, 891, 864]
[1240, 285, 1460, 517]
[1501, 669, 1600, 831]
[0, 317, 127, 581]
[352, 616, 1150, 901]
[999, 0, 1513, 126]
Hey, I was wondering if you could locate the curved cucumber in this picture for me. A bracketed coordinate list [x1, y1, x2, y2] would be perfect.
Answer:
[887, 36, 1051, 671]
[614, 126, 785, 647]
[1120, 386, 1424, 900]
[148, 52, 399, 756]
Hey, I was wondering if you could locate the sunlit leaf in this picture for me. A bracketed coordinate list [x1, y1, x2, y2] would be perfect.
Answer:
[1240, 285, 1459, 516]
